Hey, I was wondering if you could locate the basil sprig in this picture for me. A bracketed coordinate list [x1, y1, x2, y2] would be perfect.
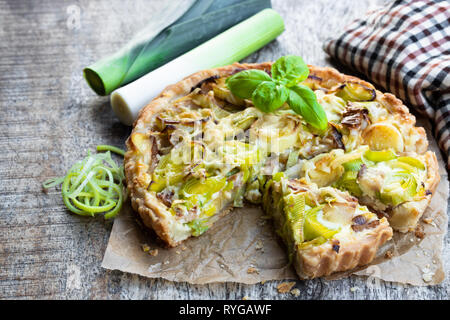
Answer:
[226, 55, 328, 131]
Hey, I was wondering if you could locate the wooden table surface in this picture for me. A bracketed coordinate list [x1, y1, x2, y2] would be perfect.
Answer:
[1, 0, 448, 300]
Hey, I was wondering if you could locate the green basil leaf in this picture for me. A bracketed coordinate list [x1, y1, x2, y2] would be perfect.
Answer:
[225, 69, 272, 99]
[252, 81, 289, 113]
[271, 55, 309, 87]
[287, 85, 328, 131]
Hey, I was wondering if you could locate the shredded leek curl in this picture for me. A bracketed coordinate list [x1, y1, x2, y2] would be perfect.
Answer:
[43, 145, 126, 219]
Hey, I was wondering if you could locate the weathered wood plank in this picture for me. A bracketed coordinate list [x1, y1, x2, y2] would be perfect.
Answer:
[0, 0, 448, 300]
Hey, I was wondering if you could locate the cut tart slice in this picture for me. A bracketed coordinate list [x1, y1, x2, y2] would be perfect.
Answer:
[300, 146, 440, 232]
[127, 133, 262, 246]
[262, 177, 393, 279]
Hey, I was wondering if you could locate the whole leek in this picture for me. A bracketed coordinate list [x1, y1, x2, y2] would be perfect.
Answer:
[83, 0, 272, 96]
[111, 8, 285, 125]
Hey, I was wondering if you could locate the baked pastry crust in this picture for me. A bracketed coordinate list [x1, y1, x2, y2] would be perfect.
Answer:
[294, 220, 393, 279]
[124, 61, 439, 277]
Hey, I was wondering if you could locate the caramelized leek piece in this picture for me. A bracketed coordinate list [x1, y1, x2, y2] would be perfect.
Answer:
[203, 203, 217, 217]
[335, 158, 364, 197]
[233, 114, 258, 129]
[273, 171, 285, 182]
[131, 132, 152, 155]
[191, 90, 232, 119]
[377, 157, 422, 206]
[213, 105, 233, 119]
[251, 115, 300, 153]
[179, 176, 229, 225]
[150, 142, 205, 192]
[96, 144, 126, 157]
[149, 174, 182, 193]
[363, 123, 404, 152]
[336, 82, 376, 102]
[389, 161, 418, 174]
[379, 175, 418, 206]
[213, 78, 248, 106]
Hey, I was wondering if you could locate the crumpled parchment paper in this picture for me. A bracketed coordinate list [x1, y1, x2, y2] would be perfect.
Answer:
[102, 120, 448, 285]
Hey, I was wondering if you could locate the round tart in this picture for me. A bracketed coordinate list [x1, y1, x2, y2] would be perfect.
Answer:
[124, 62, 439, 278]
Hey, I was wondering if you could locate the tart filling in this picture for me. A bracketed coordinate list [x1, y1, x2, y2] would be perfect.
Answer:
[300, 146, 439, 231]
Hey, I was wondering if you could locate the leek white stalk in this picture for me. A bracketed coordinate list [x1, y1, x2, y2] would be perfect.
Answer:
[111, 8, 285, 126]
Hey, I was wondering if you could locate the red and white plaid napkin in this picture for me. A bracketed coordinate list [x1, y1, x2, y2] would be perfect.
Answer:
[324, 0, 450, 169]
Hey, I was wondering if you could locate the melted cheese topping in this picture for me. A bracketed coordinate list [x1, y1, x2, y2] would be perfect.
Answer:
[130, 73, 428, 241]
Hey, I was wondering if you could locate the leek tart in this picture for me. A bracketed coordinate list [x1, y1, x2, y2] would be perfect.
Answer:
[125, 62, 439, 279]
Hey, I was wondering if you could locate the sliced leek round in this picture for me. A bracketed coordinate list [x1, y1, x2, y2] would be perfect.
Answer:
[336, 82, 376, 102]
[180, 176, 227, 197]
[363, 123, 404, 152]
[303, 206, 340, 241]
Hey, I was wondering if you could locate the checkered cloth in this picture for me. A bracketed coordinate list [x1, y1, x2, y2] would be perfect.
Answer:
[323, 0, 450, 169]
